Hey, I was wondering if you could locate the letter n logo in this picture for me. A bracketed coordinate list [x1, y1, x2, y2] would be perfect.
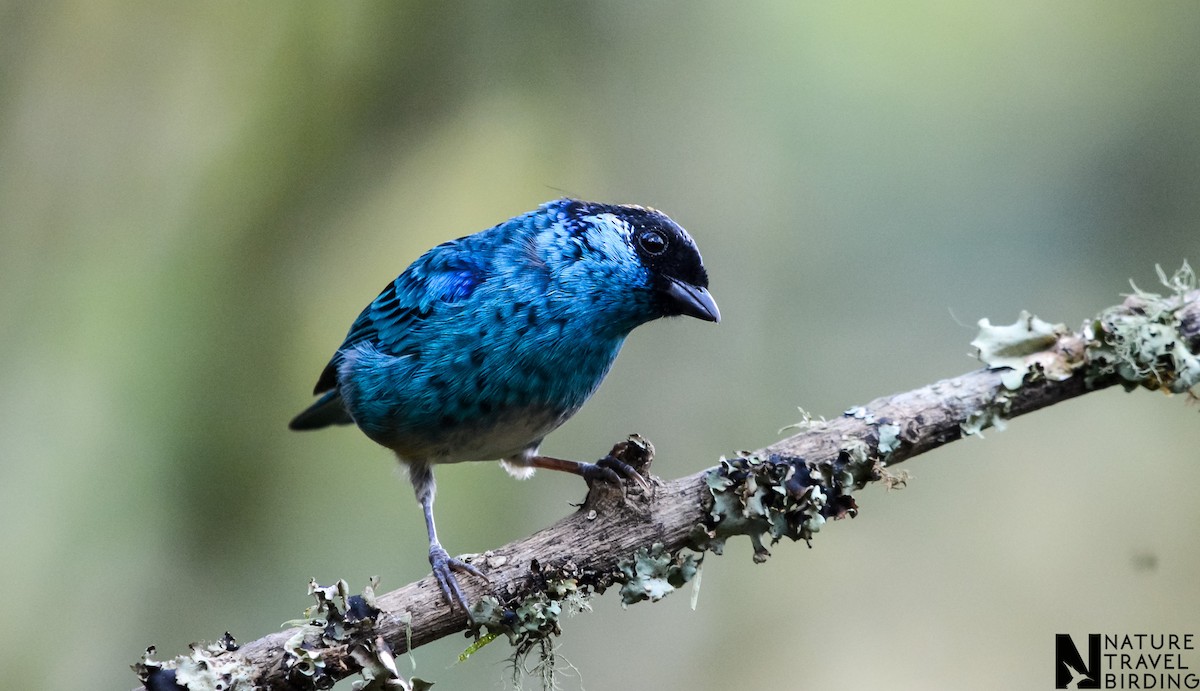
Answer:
[1055, 633, 1100, 689]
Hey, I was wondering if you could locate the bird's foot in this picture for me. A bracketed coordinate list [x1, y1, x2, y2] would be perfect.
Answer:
[579, 453, 651, 491]
[429, 543, 487, 616]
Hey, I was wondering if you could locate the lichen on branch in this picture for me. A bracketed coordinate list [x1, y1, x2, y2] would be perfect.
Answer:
[134, 267, 1200, 691]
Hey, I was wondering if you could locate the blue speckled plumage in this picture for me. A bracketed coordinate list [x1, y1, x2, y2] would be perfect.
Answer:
[291, 198, 718, 613]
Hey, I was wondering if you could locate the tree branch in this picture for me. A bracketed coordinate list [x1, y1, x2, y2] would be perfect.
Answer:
[135, 276, 1200, 691]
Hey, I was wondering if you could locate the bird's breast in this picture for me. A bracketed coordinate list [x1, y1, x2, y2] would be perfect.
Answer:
[336, 307, 626, 463]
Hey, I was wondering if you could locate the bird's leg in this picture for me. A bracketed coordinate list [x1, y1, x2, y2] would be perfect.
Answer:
[409, 463, 486, 614]
[525, 454, 650, 490]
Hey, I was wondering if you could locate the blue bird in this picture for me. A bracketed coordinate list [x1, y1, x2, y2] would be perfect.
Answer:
[290, 199, 719, 613]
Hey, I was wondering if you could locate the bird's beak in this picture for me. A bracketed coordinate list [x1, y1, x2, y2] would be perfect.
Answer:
[664, 278, 721, 323]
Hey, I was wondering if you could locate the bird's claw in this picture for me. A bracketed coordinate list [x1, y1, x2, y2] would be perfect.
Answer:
[429, 543, 487, 617]
[580, 453, 651, 491]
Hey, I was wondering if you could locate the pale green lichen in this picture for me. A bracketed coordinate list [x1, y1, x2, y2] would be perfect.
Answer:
[877, 422, 902, 456]
[463, 540, 702, 689]
[970, 263, 1198, 404]
[844, 405, 876, 424]
[350, 635, 431, 691]
[964, 263, 1198, 440]
[464, 565, 596, 655]
[469, 577, 594, 691]
[1086, 263, 1200, 395]
[616, 542, 702, 605]
[778, 407, 828, 434]
[470, 579, 591, 648]
[966, 310, 1065, 436]
[972, 311, 1080, 390]
[960, 389, 1012, 438]
[282, 626, 328, 684]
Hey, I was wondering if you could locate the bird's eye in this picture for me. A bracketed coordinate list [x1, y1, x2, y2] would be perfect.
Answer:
[637, 230, 668, 256]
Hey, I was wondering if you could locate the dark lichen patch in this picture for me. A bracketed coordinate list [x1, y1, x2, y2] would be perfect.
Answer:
[349, 634, 432, 691]
[133, 637, 253, 691]
[1086, 263, 1200, 395]
[299, 578, 384, 643]
[698, 444, 887, 562]
[136, 580, 400, 691]
[274, 578, 428, 691]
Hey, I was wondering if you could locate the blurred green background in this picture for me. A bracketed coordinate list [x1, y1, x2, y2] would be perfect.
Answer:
[2, 2, 1199, 689]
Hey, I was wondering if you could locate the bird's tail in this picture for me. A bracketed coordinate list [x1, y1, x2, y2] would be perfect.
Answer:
[288, 389, 353, 430]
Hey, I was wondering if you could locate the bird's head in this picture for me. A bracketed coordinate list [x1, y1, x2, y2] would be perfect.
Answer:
[544, 199, 720, 328]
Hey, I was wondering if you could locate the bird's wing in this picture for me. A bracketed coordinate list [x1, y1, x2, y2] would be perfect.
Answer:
[311, 239, 487, 394]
